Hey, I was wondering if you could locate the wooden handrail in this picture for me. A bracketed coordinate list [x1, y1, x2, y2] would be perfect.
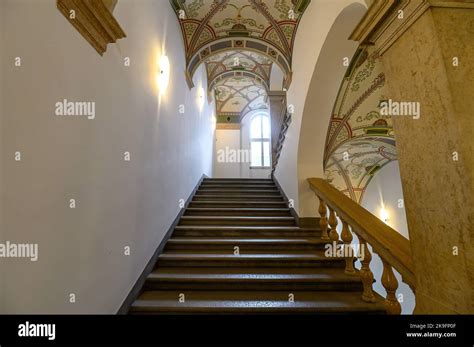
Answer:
[308, 178, 415, 288]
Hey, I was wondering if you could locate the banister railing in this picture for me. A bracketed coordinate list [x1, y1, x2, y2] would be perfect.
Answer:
[308, 178, 415, 314]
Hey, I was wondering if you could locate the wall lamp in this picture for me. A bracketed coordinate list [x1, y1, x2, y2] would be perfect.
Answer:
[157, 55, 170, 95]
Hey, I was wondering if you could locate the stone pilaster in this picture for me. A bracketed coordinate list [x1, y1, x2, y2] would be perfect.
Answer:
[351, 0, 474, 313]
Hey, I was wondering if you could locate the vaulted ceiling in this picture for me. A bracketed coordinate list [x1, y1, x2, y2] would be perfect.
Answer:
[215, 75, 267, 119]
[206, 50, 272, 92]
[171, 0, 310, 123]
[324, 46, 396, 203]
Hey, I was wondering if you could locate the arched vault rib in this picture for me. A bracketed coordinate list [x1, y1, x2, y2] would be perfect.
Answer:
[186, 38, 291, 89]
[209, 70, 269, 94]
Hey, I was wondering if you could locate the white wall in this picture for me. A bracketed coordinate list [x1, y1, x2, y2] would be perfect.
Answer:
[269, 64, 284, 91]
[1, 0, 214, 313]
[214, 129, 241, 178]
[213, 112, 271, 179]
[361, 161, 409, 238]
[274, 0, 365, 215]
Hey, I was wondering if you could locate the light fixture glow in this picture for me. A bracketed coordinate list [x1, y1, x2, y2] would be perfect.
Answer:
[380, 207, 389, 224]
[157, 55, 170, 95]
[197, 86, 205, 111]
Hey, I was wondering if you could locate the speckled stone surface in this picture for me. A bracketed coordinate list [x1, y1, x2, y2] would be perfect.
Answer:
[381, 7, 474, 313]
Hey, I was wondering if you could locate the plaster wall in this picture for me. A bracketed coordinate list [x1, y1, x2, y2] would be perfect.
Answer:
[274, 0, 366, 216]
[1, 0, 215, 313]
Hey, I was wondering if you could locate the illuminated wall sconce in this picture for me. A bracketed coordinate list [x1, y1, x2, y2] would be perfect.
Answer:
[157, 55, 170, 95]
[197, 86, 205, 110]
[380, 207, 390, 224]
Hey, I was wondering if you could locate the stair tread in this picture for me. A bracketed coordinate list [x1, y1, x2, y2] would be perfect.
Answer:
[197, 190, 280, 192]
[203, 178, 273, 181]
[181, 216, 294, 220]
[167, 237, 322, 244]
[131, 291, 385, 313]
[200, 185, 276, 188]
[194, 196, 284, 201]
[189, 201, 286, 204]
[149, 268, 361, 282]
[198, 190, 278, 193]
[186, 208, 290, 212]
[150, 267, 354, 275]
[159, 252, 338, 260]
[174, 226, 319, 231]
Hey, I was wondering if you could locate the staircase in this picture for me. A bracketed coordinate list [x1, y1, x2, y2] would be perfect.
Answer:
[130, 178, 385, 314]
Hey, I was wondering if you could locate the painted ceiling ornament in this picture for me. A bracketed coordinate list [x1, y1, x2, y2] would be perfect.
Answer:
[171, 0, 310, 88]
[323, 45, 398, 202]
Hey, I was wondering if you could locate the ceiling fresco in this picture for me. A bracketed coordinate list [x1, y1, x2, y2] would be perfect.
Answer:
[171, 0, 310, 123]
[206, 50, 273, 91]
[171, 0, 310, 85]
[170, 0, 310, 122]
[323, 46, 397, 203]
[214, 75, 267, 119]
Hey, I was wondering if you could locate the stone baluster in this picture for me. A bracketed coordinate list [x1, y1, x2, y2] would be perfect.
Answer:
[341, 220, 355, 275]
[356, 235, 375, 303]
[382, 259, 402, 314]
[328, 207, 339, 243]
[318, 197, 329, 241]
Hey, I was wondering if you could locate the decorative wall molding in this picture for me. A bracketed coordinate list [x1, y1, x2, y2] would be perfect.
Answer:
[350, 0, 430, 56]
[57, 0, 126, 56]
[349, 0, 400, 43]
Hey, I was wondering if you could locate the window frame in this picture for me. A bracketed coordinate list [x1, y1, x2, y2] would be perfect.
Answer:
[249, 113, 271, 169]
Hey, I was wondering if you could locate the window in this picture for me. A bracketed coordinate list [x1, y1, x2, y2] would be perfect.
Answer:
[250, 114, 271, 168]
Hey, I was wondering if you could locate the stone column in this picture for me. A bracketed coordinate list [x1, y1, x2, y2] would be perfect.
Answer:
[351, 0, 474, 313]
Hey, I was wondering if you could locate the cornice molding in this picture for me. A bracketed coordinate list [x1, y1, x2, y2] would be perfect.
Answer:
[349, 0, 400, 43]
[57, 0, 126, 56]
[350, 0, 474, 56]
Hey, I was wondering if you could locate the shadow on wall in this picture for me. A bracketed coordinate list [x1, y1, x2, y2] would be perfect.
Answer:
[296, 2, 367, 217]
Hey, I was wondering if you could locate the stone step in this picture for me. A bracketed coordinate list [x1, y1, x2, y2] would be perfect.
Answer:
[144, 267, 363, 291]
[193, 194, 284, 201]
[188, 201, 288, 208]
[196, 189, 281, 195]
[178, 216, 296, 226]
[204, 178, 273, 183]
[130, 290, 386, 314]
[165, 237, 328, 251]
[199, 184, 277, 189]
[172, 226, 321, 238]
[156, 252, 345, 268]
[184, 207, 292, 217]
